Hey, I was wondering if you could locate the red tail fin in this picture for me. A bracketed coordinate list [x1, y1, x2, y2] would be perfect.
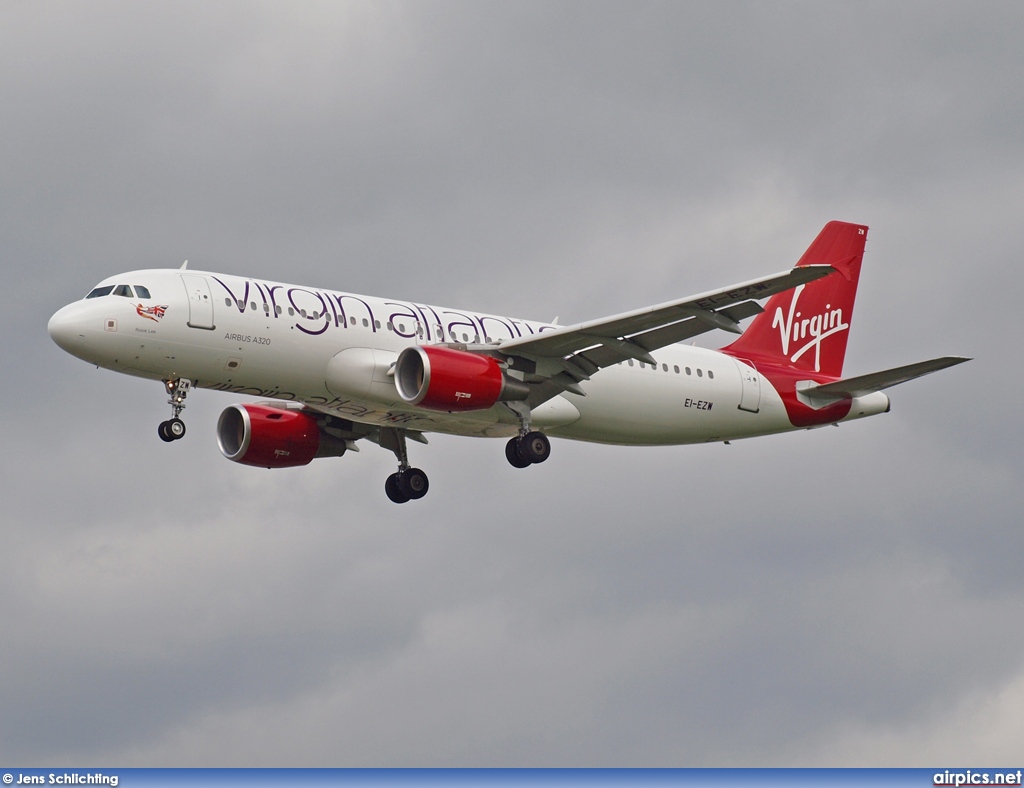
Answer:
[723, 221, 867, 378]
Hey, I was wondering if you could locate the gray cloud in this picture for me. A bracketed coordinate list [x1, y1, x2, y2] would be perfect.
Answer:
[1, 0, 1019, 767]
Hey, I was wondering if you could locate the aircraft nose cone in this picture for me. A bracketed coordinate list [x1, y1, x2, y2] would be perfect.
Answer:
[48, 304, 83, 352]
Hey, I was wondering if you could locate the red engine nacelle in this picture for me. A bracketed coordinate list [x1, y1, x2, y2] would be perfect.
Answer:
[394, 345, 529, 412]
[217, 403, 343, 468]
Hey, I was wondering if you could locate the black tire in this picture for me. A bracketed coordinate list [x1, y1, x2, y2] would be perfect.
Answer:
[158, 421, 174, 442]
[505, 437, 531, 468]
[399, 467, 429, 500]
[521, 431, 551, 464]
[385, 473, 409, 503]
[168, 417, 186, 440]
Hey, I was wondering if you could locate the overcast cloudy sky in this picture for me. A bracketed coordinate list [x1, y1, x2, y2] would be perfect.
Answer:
[2, 0, 1021, 767]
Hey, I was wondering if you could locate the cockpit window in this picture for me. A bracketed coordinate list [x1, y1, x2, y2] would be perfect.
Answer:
[85, 283, 150, 299]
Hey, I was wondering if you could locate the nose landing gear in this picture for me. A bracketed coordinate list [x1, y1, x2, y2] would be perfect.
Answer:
[158, 417, 186, 442]
[158, 378, 192, 442]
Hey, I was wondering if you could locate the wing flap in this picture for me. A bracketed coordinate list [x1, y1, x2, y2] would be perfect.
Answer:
[630, 300, 765, 353]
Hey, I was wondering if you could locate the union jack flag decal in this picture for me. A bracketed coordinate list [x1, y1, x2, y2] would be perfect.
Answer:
[136, 303, 167, 322]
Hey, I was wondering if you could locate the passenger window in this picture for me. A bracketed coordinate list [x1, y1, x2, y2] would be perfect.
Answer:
[628, 359, 634, 366]
[276, 306, 282, 315]
[697, 369, 703, 377]
[662, 364, 668, 372]
[225, 298, 232, 307]
[374, 320, 380, 329]
[86, 285, 115, 299]
[685, 367, 691, 375]
[251, 302, 257, 311]
[288, 308, 295, 316]
[708, 370, 714, 380]
[674, 365, 680, 373]
[134, 286, 151, 299]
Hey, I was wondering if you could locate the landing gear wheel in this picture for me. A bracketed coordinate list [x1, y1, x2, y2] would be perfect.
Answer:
[398, 467, 429, 500]
[159, 378, 192, 444]
[385, 473, 410, 504]
[505, 437, 531, 468]
[521, 431, 551, 464]
[167, 417, 186, 440]
[379, 428, 429, 503]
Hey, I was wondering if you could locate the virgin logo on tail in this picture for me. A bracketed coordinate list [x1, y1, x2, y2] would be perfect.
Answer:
[771, 284, 849, 372]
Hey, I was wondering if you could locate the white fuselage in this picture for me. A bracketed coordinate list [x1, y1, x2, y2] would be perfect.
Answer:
[48, 269, 887, 445]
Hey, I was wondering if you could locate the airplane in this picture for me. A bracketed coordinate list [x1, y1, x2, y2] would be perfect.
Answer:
[48, 221, 968, 503]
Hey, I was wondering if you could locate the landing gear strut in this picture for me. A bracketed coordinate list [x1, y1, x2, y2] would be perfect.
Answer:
[503, 401, 551, 468]
[158, 378, 192, 442]
[379, 427, 429, 504]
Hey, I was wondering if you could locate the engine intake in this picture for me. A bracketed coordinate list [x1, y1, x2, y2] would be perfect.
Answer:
[217, 403, 347, 468]
[394, 345, 529, 412]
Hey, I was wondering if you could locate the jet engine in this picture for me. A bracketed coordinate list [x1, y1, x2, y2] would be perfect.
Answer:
[394, 345, 529, 412]
[217, 403, 347, 468]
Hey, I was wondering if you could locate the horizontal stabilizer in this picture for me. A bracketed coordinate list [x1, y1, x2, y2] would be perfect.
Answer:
[799, 356, 970, 401]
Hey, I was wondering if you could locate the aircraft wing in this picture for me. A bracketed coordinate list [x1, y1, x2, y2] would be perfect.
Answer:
[491, 265, 836, 404]
[297, 404, 431, 448]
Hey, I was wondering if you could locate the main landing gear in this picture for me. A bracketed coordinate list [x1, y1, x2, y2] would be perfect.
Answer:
[379, 427, 429, 504]
[385, 467, 429, 504]
[503, 401, 551, 468]
[158, 378, 192, 443]
[505, 430, 551, 468]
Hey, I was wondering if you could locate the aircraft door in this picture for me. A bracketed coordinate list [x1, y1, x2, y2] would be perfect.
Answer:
[734, 358, 761, 413]
[181, 274, 216, 330]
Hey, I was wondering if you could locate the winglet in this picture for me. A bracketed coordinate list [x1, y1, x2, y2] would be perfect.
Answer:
[180, 260, 189, 270]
